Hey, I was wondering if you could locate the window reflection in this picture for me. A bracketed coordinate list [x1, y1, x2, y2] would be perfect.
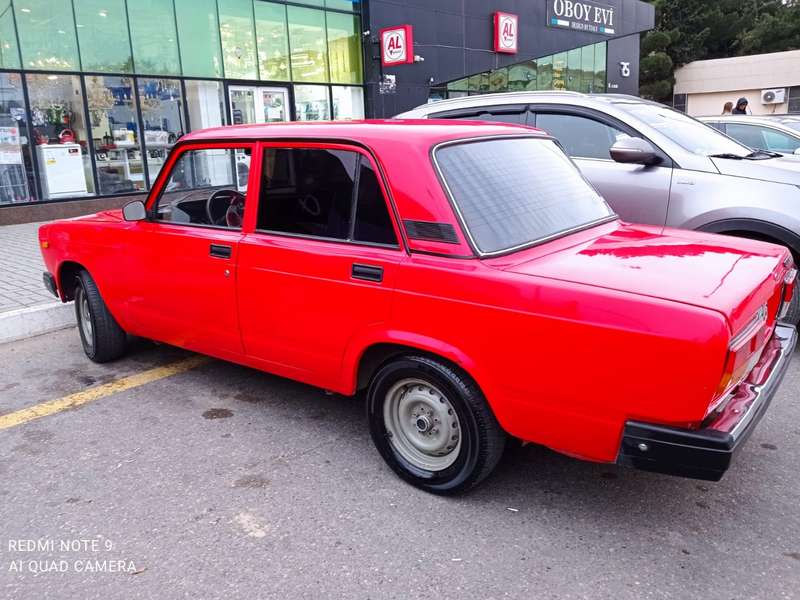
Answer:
[295, 85, 330, 121]
[138, 78, 186, 186]
[86, 75, 144, 195]
[0, 73, 34, 203]
[27, 74, 94, 199]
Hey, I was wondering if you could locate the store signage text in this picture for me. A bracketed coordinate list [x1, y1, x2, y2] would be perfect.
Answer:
[547, 0, 615, 35]
[380, 25, 414, 67]
[493, 12, 519, 54]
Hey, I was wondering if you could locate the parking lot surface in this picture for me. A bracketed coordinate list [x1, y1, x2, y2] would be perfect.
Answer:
[1, 327, 799, 600]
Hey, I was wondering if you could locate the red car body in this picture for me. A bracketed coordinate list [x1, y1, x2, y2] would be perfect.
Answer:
[39, 120, 797, 483]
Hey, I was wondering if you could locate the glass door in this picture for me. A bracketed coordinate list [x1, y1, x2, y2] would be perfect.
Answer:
[228, 85, 290, 125]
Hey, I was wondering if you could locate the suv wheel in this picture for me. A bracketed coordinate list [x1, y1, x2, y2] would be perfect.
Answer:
[367, 355, 506, 495]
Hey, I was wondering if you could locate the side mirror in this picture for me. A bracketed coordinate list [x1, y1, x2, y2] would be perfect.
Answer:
[122, 200, 147, 222]
[793, 148, 800, 156]
[609, 137, 662, 166]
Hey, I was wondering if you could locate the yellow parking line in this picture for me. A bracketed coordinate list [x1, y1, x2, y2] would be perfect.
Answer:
[0, 355, 209, 431]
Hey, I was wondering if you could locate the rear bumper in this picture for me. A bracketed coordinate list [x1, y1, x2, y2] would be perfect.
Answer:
[617, 323, 797, 481]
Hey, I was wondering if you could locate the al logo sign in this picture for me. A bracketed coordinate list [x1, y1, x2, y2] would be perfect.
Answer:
[494, 12, 519, 54]
[380, 25, 414, 67]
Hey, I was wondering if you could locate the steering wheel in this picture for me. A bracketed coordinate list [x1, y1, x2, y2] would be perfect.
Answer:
[206, 189, 246, 227]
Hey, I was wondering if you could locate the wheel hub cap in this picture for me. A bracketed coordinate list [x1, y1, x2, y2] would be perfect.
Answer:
[383, 378, 462, 472]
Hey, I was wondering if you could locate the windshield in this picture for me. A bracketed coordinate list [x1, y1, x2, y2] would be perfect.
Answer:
[434, 137, 615, 255]
[617, 103, 752, 157]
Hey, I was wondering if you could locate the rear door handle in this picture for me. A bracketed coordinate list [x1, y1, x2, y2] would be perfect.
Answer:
[210, 244, 232, 259]
[351, 263, 383, 283]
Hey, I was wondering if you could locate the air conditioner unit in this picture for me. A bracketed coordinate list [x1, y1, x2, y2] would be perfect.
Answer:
[761, 88, 786, 105]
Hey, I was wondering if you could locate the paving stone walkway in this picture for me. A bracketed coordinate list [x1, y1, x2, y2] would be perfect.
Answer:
[0, 222, 52, 313]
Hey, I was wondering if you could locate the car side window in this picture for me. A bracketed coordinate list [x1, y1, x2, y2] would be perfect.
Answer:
[353, 160, 397, 245]
[707, 122, 726, 134]
[155, 147, 250, 229]
[761, 128, 800, 153]
[725, 123, 767, 150]
[258, 148, 398, 246]
[535, 113, 627, 160]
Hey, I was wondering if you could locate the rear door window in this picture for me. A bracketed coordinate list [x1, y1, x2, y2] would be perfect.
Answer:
[258, 147, 398, 246]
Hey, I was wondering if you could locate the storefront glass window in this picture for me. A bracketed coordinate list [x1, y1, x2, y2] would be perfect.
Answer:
[27, 74, 94, 199]
[16, 0, 80, 71]
[566, 47, 581, 92]
[488, 68, 508, 92]
[219, 0, 258, 80]
[175, 0, 223, 78]
[255, 2, 290, 81]
[0, 73, 34, 203]
[327, 12, 362, 84]
[594, 43, 607, 93]
[581, 45, 595, 92]
[294, 84, 330, 120]
[508, 61, 536, 92]
[447, 78, 468, 93]
[0, 1, 20, 69]
[74, 0, 132, 73]
[293, 0, 325, 7]
[128, 0, 180, 76]
[138, 78, 185, 186]
[85, 75, 144, 195]
[331, 86, 363, 119]
[552, 52, 567, 90]
[185, 80, 226, 131]
[327, 0, 359, 10]
[537, 55, 553, 90]
[288, 6, 329, 83]
[468, 73, 489, 94]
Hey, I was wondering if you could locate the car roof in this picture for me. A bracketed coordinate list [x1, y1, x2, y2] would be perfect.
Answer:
[396, 91, 665, 117]
[181, 119, 546, 146]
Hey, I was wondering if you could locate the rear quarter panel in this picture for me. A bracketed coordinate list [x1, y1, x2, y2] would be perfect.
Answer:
[387, 255, 730, 463]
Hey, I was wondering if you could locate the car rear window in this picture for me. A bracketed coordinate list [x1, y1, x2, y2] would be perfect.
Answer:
[434, 137, 614, 255]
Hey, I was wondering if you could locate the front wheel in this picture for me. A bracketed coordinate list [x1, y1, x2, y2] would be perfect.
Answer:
[75, 270, 127, 363]
[367, 355, 506, 495]
[783, 277, 800, 326]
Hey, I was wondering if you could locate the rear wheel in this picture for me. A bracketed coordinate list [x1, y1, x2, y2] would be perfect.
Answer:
[75, 270, 127, 363]
[367, 355, 506, 495]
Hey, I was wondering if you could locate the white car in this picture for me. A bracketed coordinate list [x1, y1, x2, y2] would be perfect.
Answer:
[699, 115, 800, 158]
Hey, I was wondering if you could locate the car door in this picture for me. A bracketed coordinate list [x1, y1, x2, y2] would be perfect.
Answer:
[124, 143, 254, 357]
[237, 142, 405, 390]
[530, 108, 674, 227]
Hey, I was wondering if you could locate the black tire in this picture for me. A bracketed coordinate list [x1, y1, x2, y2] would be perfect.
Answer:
[367, 355, 506, 495]
[74, 270, 127, 363]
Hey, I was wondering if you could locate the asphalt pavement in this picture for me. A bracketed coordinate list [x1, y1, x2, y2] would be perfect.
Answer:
[1, 327, 799, 600]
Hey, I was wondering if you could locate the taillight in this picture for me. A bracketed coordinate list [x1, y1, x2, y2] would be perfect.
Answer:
[714, 304, 768, 401]
[779, 267, 797, 320]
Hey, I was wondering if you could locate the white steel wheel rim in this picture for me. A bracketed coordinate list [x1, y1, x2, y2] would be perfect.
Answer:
[383, 378, 462, 472]
[78, 287, 93, 349]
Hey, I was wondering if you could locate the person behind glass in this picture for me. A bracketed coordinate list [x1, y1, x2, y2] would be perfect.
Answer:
[722, 101, 733, 115]
[732, 97, 749, 115]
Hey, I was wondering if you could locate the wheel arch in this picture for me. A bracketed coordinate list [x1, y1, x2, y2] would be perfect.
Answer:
[57, 260, 88, 302]
[698, 218, 800, 262]
[347, 335, 483, 397]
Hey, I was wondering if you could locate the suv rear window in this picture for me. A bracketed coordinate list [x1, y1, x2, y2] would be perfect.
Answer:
[434, 137, 614, 255]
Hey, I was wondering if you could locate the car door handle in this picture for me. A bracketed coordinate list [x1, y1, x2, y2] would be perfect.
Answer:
[351, 263, 383, 283]
[210, 244, 232, 259]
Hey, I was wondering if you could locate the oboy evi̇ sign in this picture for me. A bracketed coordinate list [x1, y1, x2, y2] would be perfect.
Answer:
[380, 25, 414, 67]
[547, 0, 616, 35]
[493, 12, 519, 54]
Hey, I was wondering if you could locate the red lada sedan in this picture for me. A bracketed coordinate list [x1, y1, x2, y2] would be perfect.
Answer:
[39, 121, 797, 494]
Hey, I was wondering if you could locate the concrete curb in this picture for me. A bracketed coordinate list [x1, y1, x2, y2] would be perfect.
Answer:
[0, 301, 75, 345]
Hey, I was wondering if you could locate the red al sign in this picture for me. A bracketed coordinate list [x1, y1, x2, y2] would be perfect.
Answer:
[494, 12, 519, 54]
[380, 25, 414, 67]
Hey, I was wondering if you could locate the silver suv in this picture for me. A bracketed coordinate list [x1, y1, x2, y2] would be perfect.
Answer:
[397, 92, 800, 322]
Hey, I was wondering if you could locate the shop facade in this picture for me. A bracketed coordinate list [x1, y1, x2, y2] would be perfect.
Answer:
[0, 0, 653, 222]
